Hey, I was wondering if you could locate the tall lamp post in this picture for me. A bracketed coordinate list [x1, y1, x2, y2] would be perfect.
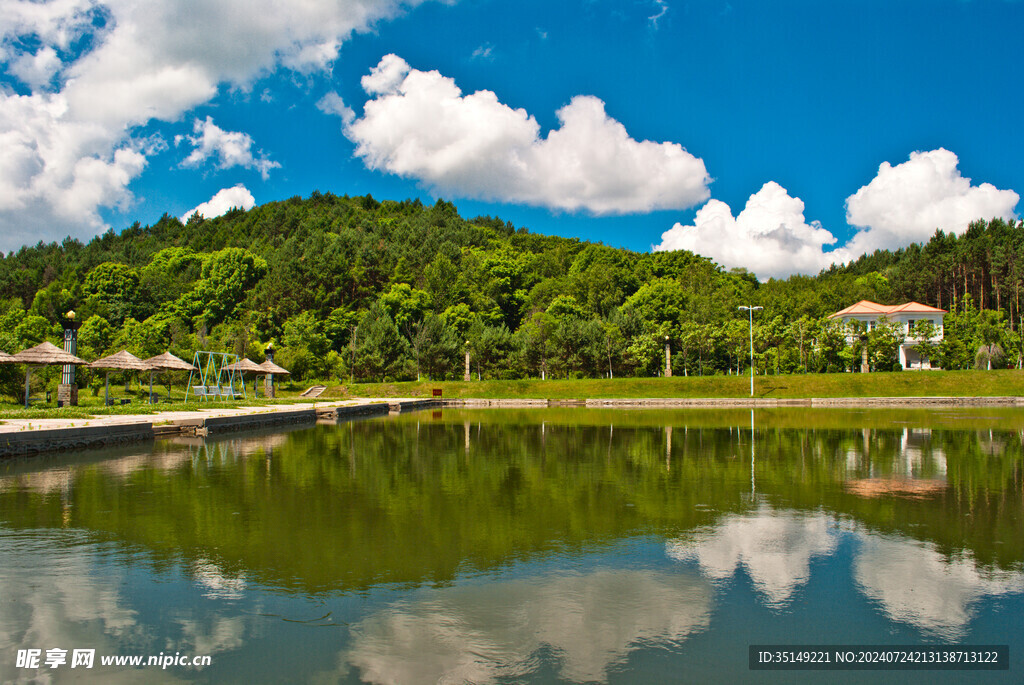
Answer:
[664, 335, 671, 377]
[738, 305, 763, 397]
[59, 310, 81, 407]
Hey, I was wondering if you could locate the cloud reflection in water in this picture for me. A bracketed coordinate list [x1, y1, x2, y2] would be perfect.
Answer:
[666, 507, 1024, 639]
[344, 569, 713, 684]
[665, 508, 838, 607]
[854, 535, 1023, 639]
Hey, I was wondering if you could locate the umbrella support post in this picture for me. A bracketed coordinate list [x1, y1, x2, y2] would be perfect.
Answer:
[105, 371, 110, 407]
[23, 368, 30, 408]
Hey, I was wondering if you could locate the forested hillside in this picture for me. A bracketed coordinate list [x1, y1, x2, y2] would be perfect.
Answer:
[0, 192, 1021, 390]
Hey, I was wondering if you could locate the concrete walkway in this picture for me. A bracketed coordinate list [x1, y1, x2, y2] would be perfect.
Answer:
[0, 399, 372, 434]
[0, 398, 446, 458]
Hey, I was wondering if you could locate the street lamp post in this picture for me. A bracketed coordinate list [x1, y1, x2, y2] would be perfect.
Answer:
[738, 305, 763, 397]
[59, 310, 81, 407]
[664, 335, 671, 377]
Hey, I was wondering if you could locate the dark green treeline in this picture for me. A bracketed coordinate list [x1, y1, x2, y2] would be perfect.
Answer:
[1, 192, 1022, 390]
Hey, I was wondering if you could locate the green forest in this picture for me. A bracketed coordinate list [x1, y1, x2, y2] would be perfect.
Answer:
[0, 191, 1022, 395]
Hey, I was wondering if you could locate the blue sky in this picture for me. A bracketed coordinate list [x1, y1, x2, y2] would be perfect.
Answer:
[1, 0, 1020, 279]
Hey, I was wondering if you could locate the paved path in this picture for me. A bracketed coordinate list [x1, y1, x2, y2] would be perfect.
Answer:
[0, 399, 385, 434]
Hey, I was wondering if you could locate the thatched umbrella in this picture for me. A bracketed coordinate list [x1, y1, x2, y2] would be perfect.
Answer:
[89, 350, 151, 406]
[224, 358, 263, 373]
[143, 352, 198, 402]
[258, 359, 290, 398]
[258, 359, 290, 376]
[224, 358, 263, 398]
[12, 342, 88, 408]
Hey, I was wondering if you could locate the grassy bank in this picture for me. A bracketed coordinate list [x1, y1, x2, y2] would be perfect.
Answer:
[332, 369, 1024, 400]
[1, 370, 1020, 419]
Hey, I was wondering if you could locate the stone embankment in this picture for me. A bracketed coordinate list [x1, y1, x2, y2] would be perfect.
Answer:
[2, 395, 1022, 459]
[0, 399, 442, 458]
[450, 396, 1024, 408]
[585, 396, 1024, 408]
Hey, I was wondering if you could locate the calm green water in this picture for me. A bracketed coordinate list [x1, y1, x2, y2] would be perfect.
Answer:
[0, 408, 1022, 684]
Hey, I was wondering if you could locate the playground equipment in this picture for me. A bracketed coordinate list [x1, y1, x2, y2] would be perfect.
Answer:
[187, 351, 244, 401]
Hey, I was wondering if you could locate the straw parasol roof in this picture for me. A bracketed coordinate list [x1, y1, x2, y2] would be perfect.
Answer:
[12, 341, 87, 365]
[258, 359, 290, 375]
[143, 351, 197, 371]
[0, 350, 15, 363]
[89, 350, 150, 371]
[224, 358, 263, 373]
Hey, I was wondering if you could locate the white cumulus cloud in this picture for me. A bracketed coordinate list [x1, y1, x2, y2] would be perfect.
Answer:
[8, 46, 63, 89]
[316, 92, 356, 126]
[181, 184, 255, 223]
[180, 117, 280, 180]
[0, 0, 100, 57]
[844, 148, 1019, 254]
[656, 149, 1019, 281]
[0, 0, 439, 252]
[339, 54, 711, 215]
[655, 181, 847, 280]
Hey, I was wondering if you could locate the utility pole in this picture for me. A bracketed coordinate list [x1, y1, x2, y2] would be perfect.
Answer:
[738, 305, 763, 397]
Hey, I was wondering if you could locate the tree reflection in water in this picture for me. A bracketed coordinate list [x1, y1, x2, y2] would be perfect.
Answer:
[0, 408, 1020, 683]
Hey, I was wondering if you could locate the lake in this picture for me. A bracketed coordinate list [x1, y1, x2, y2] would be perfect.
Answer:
[0, 407, 1022, 683]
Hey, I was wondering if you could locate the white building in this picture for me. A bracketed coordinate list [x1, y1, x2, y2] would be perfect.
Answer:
[828, 300, 946, 369]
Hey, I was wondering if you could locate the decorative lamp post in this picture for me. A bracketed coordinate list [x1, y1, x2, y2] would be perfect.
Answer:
[738, 305, 763, 397]
[264, 343, 276, 398]
[664, 335, 672, 378]
[59, 310, 81, 407]
[464, 340, 471, 382]
[859, 328, 870, 373]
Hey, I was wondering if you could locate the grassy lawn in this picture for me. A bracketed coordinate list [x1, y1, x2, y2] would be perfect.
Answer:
[1, 370, 1020, 420]
[331, 369, 1024, 400]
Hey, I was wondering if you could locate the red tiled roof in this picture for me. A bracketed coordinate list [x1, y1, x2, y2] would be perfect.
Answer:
[828, 300, 946, 319]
